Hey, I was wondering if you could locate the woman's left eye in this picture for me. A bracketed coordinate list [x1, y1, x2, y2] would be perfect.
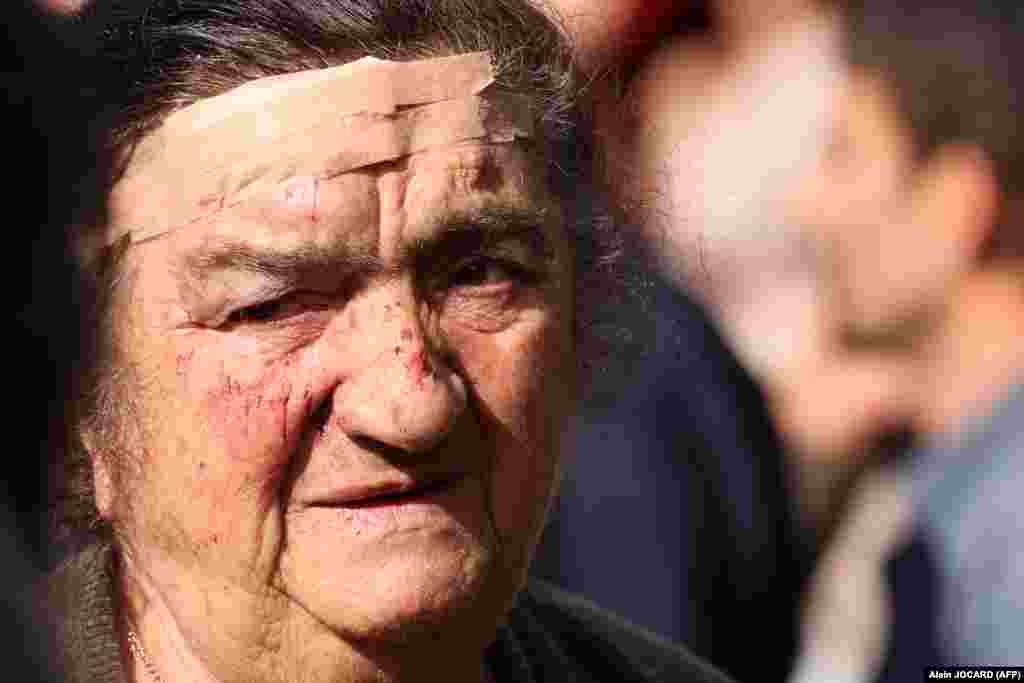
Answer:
[448, 258, 532, 290]
[227, 299, 288, 325]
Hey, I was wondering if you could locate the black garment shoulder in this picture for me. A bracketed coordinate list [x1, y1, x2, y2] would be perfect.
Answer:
[492, 580, 734, 683]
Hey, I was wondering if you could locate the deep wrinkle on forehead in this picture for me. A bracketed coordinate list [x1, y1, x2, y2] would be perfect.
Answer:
[165, 143, 550, 270]
[103, 52, 538, 246]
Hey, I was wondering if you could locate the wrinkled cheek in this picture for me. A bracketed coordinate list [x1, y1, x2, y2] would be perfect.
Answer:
[457, 316, 574, 562]
[168, 347, 325, 533]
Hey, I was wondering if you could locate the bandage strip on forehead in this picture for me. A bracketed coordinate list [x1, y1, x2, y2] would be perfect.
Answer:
[106, 52, 534, 245]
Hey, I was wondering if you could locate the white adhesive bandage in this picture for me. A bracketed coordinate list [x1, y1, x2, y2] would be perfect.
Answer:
[106, 52, 533, 245]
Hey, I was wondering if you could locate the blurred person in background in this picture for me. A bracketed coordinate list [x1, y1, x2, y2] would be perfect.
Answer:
[594, 0, 910, 540]
[532, 1, 843, 681]
[789, 0, 1024, 679]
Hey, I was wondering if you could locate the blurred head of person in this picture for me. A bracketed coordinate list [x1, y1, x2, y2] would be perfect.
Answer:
[552, 0, 899, 463]
[791, 1, 1024, 375]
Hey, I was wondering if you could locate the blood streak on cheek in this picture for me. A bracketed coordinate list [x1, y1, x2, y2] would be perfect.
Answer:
[197, 361, 321, 489]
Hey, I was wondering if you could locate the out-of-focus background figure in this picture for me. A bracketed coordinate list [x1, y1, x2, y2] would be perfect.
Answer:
[534, 2, 849, 682]
[539, 0, 1016, 681]
[787, 1, 1024, 680]
[593, 0, 916, 544]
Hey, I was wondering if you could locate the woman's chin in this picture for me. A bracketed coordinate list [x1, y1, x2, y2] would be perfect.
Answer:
[355, 570, 509, 653]
[283, 539, 502, 644]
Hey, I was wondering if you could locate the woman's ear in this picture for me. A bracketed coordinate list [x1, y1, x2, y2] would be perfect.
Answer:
[81, 427, 115, 520]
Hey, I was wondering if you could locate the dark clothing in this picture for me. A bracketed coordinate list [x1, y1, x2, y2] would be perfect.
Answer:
[46, 542, 733, 683]
[876, 532, 942, 683]
[494, 582, 733, 683]
[534, 277, 809, 683]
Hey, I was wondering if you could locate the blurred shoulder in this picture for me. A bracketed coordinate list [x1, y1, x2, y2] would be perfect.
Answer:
[501, 579, 734, 683]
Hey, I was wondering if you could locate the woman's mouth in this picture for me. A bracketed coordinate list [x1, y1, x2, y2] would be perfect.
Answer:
[304, 472, 469, 509]
[340, 477, 462, 508]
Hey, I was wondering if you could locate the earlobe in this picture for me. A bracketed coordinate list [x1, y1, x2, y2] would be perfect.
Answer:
[81, 428, 115, 520]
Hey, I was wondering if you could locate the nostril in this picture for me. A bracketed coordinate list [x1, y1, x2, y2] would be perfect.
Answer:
[350, 434, 414, 460]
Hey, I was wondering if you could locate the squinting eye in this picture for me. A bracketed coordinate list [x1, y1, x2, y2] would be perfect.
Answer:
[224, 292, 332, 327]
[449, 258, 531, 290]
[225, 299, 289, 326]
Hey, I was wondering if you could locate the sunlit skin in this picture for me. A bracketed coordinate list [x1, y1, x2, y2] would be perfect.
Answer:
[92, 141, 575, 683]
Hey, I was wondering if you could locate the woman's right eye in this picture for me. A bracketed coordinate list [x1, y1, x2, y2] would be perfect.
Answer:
[224, 292, 333, 327]
[225, 299, 290, 326]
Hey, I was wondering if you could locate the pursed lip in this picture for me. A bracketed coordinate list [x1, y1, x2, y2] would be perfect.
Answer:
[303, 471, 469, 508]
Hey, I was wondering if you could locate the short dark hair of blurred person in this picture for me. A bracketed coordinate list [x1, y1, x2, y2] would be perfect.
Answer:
[788, 1, 1024, 679]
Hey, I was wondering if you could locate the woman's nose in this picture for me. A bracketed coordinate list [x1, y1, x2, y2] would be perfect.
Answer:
[326, 285, 468, 456]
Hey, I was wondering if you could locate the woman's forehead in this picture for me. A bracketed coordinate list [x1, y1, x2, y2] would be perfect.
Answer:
[105, 53, 536, 247]
[160, 142, 552, 265]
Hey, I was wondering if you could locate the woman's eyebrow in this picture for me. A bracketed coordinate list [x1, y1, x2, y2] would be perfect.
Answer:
[182, 239, 383, 285]
[409, 206, 556, 265]
[180, 205, 555, 285]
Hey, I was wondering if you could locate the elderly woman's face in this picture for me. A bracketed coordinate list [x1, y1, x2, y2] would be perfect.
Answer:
[104, 139, 574, 667]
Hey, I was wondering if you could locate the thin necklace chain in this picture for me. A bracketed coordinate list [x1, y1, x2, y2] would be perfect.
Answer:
[126, 626, 165, 683]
